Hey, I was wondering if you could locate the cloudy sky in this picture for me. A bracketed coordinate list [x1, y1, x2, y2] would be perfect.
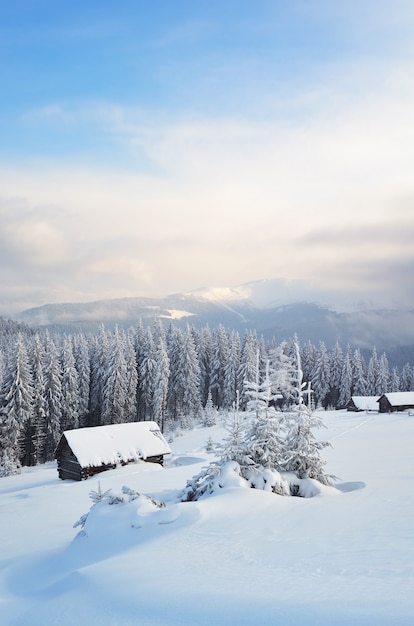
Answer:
[1, 0, 414, 315]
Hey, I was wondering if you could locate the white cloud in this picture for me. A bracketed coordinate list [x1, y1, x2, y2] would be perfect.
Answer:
[1, 9, 414, 314]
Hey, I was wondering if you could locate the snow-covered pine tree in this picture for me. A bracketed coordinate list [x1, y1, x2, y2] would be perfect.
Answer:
[283, 341, 334, 486]
[30, 334, 48, 464]
[60, 336, 80, 432]
[367, 347, 380, 396]
[202, 390, 217, 427]
[237, 330, 259, 410]
[180, 325, 202, 422]
[390, 367, 400, 392]
[138, 326, 157, 421]
[243, 356, 287, 477]
[102, 326, 129, 425]
[311, 341, 331, 409]
[0, 347, 4, 396]
[223, 330, 241, 410]
[209, 324, 229, 408]
[124, 334, 138, 422]
[43, 332, 63, 461]
[133, 320, 146, 421]
[338, 346, 353, 408]
[400, 363, 413, 392]
[216, 392, 253, 471]
[267, 341, 296, 408]
[73, 333, 91, 427]
[0, 333, 34, 475]
[378, 352, 390, 394]
[152, 332, 170, 432]
[166, 326, 183, 422]
[329, 342, 343, 409]
[198, 325, 213, 407]
[352, 348, 367, 397]
[88, 325, 110, 426]
[300, 339, 317, 390]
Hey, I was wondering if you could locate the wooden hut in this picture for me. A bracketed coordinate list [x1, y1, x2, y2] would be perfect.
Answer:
[55, 421, 171, 481]
[377, 392, 414, 414]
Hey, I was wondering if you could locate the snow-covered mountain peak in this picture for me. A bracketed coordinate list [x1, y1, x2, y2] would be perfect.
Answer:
[188, 278, 313, 310]
[186, 286, 249, 304]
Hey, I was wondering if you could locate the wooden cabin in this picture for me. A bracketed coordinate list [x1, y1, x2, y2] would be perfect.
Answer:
[377, 392, 414, 414]
[346, 396, 379, 412]
[55, 421, 171, 481]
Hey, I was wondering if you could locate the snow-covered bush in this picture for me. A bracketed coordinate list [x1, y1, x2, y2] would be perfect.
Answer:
[180, 461, 248, 501]
[244, 467, 290, 495]
[74, 484, 165, 536]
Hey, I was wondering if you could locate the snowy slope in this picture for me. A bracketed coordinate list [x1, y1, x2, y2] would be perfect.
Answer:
[1, 410, 414, 625]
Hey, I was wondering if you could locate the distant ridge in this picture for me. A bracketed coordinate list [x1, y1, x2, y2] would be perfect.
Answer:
[14, 280, 414, 363]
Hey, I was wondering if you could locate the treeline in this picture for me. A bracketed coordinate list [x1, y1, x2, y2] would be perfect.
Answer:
[0, 318, 413, 475]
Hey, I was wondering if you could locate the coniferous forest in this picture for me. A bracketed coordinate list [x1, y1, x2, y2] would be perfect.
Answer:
[0, 316, 413, 476]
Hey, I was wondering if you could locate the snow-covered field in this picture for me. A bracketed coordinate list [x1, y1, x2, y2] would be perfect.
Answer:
[1, 410, 413, 625]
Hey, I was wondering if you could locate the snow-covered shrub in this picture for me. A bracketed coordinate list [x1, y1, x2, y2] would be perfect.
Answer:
[244, 467, 290, 496]
[74, 484, 165, 535]
[180, 461, 248, 501]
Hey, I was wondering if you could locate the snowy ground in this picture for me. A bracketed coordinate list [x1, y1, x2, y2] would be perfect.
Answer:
[1, 410, 413, 625]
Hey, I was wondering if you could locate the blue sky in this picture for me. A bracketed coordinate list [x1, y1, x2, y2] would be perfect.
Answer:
[1, 1, 414, 314]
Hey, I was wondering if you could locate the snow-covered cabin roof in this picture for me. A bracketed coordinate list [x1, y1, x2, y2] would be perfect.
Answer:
[378, 392, 414, 407]
[349, 396, 380, 411]
[62, 422, 171, 468]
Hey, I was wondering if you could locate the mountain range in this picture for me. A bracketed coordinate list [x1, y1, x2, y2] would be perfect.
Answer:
[14, 279, 414, 366]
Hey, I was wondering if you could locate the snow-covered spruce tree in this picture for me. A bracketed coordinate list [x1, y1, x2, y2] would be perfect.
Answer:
[43, 332, 63, 461]
[0, 333, 34, 475]
[30, 334, 48, 464]
[367, 347, 380, 396]
[139, 326, 156, 420]
[311, 341, 331, 409]
[0, 347, 4, 397]
[242, 357, 287, 480]
[300, 339, 317, 392]
[283, 342, 335, 487]
[198, 325, 213, 407]
[378, 352, 390, 394]
[102, 326, 129, 425]
[152, 332, 170, 432]
[60, 336, 80, 432]
[181, 325, 202, 422]
[390, 366, 400, 392]
[218, 393, 252, 469]
[329, 342, 343, 409]
[88, 325, 110, 426]
[202, 390, 217, 427]
[209, 324, 229, 408]
[223, 330, 241, 410]
[267, 340, 297, 408]
[124, 334, 138, 423]
[352, 348, 367, 397]
[73, 333, 91, 428]
[237, 330, 260, 411]
[338, 346, 353, 408]
[400, 363, 413, 392]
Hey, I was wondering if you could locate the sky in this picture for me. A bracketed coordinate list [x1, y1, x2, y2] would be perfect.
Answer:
[1, 0, 414, 316]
